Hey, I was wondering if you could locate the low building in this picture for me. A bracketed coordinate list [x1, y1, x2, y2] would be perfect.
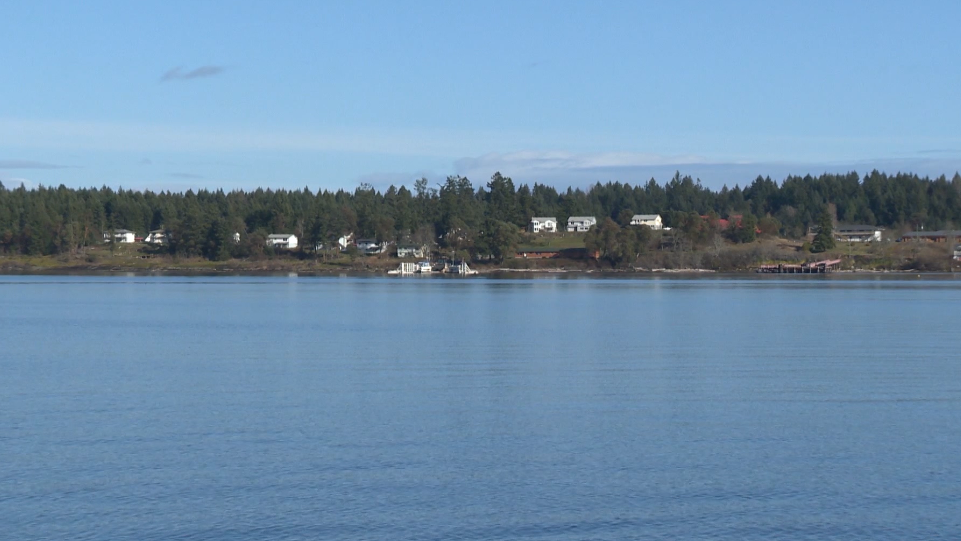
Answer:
[566, 216, 597, 232]
[899, 230, 961, 243]
[103, 229, 136, 243]
[529, 217, 558, 233]
[396, 244, 427, 258]
[835, 225, 882, 242]
[232, 232, 241, 244]
[954, 245, 961, 261]
[266, 233, 298, 249]
[144, 229, 168, 244]
[630, 214, 663, 230]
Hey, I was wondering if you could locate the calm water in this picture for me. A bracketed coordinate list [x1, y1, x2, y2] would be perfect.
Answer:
[2, 275, 960, 540]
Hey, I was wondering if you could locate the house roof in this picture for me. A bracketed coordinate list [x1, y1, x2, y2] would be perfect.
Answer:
[531, 217, 557, 222]
[901, 230, 961, 238]
[110, 229, 134, 234]
[267, 234, 295, 239]
[632, 214, 660, 220]
[836, 225, 882, 233]
[567, 216, 596, 222]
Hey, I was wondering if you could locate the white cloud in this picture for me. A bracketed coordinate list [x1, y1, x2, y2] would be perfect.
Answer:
[1, 177, 34, 189]
[454, 150, 721, 186]
[452, 151, 961, 189]
[0, 118, 506, 157]
[455, 150, 709, 176]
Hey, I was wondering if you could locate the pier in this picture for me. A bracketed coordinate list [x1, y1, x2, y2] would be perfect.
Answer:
[756, 259, 842, 274]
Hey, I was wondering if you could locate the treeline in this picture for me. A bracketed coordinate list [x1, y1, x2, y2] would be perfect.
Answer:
[1, 170, 960, 260]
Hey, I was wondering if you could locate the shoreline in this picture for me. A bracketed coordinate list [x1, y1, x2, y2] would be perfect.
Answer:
[1, 259, 954, 277]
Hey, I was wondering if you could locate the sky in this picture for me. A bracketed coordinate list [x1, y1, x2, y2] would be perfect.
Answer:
[2, 0, 961, 192]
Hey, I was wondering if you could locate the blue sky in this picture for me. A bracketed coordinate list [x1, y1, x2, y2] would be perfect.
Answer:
[2, 0, 960, 192]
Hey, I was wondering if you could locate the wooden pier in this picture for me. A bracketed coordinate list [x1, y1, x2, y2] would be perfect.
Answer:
[756, 259, 842, 274]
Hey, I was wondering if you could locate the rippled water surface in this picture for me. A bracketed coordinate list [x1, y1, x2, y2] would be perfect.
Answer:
[2, 275, 961, 540]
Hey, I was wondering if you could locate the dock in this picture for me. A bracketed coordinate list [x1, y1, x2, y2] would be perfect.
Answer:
[756, 259, 842, 274]
[387, 262, 418, 275]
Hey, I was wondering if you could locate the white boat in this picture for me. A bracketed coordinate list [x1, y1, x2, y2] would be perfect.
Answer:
[416, 260, 432, 273]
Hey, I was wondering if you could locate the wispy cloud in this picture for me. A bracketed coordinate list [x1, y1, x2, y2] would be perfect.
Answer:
[0, 118, 491, 156]
[0, 159, 70, 169]
[1, 177, 34, 189]
[160, 65, 226, 82]
[455, 151, 709, 177]
[169, 172, 204, 179]
[453, 151, 961, 189]
[454, 150, 716, 187]
[916, 148, 960, 155]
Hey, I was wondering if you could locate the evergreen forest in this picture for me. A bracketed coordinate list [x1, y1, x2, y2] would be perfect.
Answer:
[1, 170, 959, 260]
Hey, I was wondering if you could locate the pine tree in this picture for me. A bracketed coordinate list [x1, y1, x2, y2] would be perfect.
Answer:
[811, 210, 835, 253]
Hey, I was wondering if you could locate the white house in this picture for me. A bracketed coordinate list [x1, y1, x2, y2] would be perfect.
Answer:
[566, 216, 597, 232]
[834, 225, 882, 243]
[529, 217, 558, 233]
[144, 229, 168, 244]
[630, 214, 663, 230]
[954, 245, 961, 261]
[356, 239, 388, 255]
[396, 244, 427, 258]
[232, 232, 241, 244]
[103, 229, 136, 243]
[337, 233, 354, 250]
[266, 234, 298, 249]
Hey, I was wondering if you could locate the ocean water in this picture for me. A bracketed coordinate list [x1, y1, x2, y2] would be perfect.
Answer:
[2, 274, 960, 540]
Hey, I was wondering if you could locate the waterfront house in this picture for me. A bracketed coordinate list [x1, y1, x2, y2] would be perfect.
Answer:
[630, 214, 663, 230]
[266, 233, 298, 249]
[529, 217, 558, 233]
[396, 244, 427, 258]
[834, 225, 883, 242]
[103, 229, 136, 243]
[356, 239, 388, 255]
[566, 216, 597, 232]
[144, 229, 168, 244]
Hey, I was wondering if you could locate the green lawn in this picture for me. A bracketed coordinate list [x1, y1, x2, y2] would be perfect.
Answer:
[517, 233, 587, 251]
